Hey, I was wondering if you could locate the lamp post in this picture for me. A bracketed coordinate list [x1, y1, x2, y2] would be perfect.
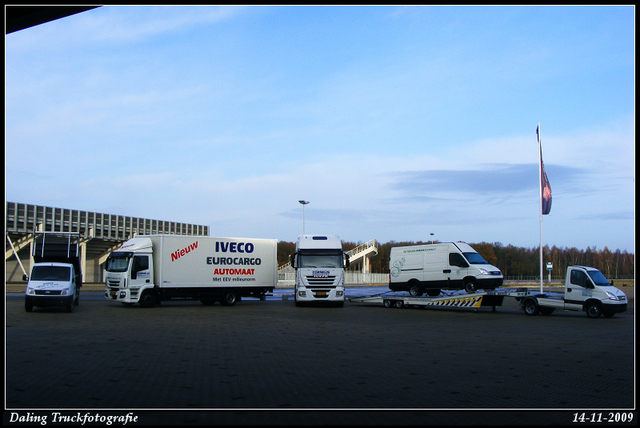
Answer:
[298, 200, 309, 234]
[430, 233, 434, 244]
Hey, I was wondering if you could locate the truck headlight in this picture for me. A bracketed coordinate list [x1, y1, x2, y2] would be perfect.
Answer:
[298, 291, 306, 298]
[605, 291, 619, 301]
[336, 291, 344, 297]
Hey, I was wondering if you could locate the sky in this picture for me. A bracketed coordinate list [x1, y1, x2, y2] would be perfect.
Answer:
[5, 5, 635, 252]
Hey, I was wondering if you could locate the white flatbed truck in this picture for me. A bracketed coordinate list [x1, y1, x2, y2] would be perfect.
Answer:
[350, 266, 628, 318]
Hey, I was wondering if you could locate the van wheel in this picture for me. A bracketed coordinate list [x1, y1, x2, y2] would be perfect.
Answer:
[426, 289, 441, 297]
[66, 298, 75, 313]
[464, 280, 478, 293]
[523, 298, 539, 316]
[585, 301, 602, 318]
[25, 302, 33, 312]
[408, 284, 422, 297]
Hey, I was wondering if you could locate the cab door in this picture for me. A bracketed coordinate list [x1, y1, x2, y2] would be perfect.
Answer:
[564, 269, 593, 310]
[130, 255, 152, 288]
[447, 252, 469, 289]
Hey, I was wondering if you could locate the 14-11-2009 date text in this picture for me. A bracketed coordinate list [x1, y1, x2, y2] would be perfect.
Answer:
[572, 413, 634, 423]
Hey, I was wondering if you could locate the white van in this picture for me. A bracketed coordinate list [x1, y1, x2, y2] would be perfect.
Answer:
[389, 242, 503, 296]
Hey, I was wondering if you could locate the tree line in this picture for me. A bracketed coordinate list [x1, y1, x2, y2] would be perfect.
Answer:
[277, 240, 634, 279]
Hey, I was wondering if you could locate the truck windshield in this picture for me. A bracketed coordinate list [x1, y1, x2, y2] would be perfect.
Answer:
[462, 252, 488, 264]
[106, 256, 131, 272]
[587, 270, 611, 286]
[298, 254, 344, 269]
[31, 266, 70, 281]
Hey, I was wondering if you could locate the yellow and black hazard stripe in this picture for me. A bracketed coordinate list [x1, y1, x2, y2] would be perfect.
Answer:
[426, 296, 483, 308]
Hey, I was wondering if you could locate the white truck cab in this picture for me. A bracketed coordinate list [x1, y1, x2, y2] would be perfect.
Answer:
[290, 235, 350, 307]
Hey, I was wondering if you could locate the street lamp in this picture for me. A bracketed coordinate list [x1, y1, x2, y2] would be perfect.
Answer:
[430, 233, 434, 244]
[299, 200, 309, 234]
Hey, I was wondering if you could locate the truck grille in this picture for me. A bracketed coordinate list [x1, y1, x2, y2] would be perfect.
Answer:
[107, 278, 120, 287]
[305, 275, 336, 286]
[35, 290, 63, 295]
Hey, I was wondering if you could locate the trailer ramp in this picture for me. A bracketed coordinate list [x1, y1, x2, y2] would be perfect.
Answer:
[349, 289, 533, 311]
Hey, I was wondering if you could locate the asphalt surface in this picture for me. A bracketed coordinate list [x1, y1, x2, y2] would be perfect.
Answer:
[4, 287, 636, 426]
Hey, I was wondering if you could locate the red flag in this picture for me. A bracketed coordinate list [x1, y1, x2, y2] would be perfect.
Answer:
[538, 125, 552, 215]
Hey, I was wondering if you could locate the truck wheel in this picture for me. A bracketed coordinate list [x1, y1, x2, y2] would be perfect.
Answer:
[139, 290, 157, 308]
[523, 298, 539, 316]
[383, 299, 392, 308]
[539, 307, 554, 315]
[394, 300, 404, 309]
[426, 289, 441, 297]
[409, 284, 422, 297]
[464, 280, 478, 293]
[221, 290, 239, 306]
[585, 301, 602, 318]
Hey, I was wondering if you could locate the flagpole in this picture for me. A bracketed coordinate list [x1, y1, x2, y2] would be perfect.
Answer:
[538, 123, 543, 294]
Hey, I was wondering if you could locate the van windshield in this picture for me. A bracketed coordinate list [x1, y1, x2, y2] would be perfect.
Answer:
[463, 252, 488, 265]
[587, 270, 610, 286]
[31, 266, 70, 281]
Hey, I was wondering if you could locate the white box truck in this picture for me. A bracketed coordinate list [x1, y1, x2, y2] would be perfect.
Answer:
[389, 241, 503, 296]
[104, 235, 277, 307]
[290, 235, 350, 307]
[24, 232, 82, 313]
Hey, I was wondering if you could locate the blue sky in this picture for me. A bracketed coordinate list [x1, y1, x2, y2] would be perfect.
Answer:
[5, 6, 635, 252]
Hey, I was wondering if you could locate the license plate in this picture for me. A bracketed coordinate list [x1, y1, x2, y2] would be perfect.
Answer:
[316, 291, 327, 296]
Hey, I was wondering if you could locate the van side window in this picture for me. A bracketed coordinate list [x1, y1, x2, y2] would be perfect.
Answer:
[570, 270, 592, 289]
[449, 253, 468, 268]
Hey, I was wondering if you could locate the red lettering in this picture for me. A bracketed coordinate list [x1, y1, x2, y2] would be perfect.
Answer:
[170, 241, 199, 262]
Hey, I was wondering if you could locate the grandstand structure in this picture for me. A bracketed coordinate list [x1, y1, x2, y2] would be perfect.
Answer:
[5, 202, 209, 284]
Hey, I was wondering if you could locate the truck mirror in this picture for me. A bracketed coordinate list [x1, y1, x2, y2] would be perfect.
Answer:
[290, 254, 295, 268]
[344, 255, 350, 268]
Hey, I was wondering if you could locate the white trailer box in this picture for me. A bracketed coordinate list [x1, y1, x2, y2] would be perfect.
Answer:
[105, 235, 277, 307]
[389, 242, 503, 296]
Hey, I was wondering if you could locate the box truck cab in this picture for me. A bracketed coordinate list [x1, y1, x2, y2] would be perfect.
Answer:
[521, 266, 628, 318]
[389, 242, 503, 296]
[23, 232, 82, 313]
[105, 235, 277, 307]
[290, 235, 350, 307]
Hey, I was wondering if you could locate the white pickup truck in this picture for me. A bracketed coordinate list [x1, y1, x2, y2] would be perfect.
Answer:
[520, 266, 628, 318]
